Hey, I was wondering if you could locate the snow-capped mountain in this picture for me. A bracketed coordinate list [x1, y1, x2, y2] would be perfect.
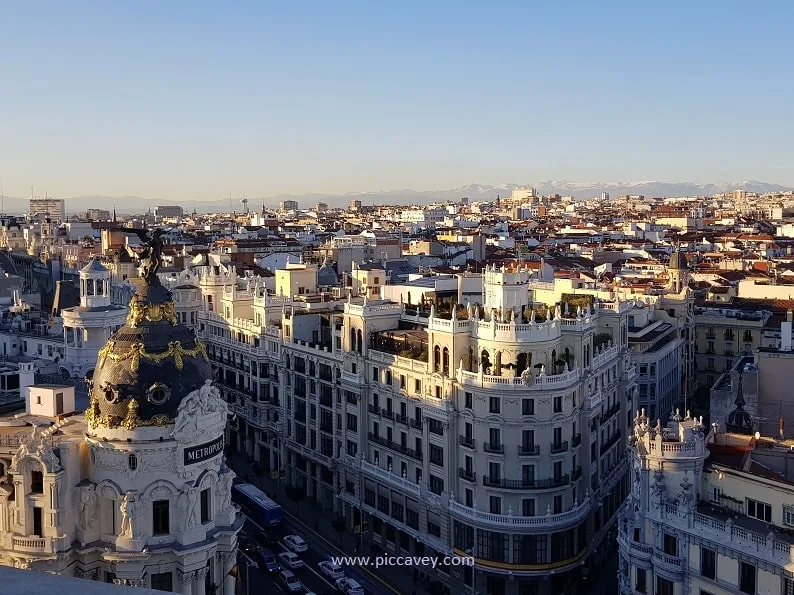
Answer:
[1, 180, 790, 215]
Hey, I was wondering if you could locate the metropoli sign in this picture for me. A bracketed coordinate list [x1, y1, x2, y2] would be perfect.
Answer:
[184, 435, 224, 465]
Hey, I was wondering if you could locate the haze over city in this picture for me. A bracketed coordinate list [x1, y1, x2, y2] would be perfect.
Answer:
[1, 1, 793, 202]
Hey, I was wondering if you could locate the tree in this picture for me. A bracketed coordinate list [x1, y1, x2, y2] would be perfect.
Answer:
[331, 517, 346, 546]
[285, 486, 305, 515]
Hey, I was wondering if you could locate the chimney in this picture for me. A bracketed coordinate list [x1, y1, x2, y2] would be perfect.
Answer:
[782, 320, 793, 352]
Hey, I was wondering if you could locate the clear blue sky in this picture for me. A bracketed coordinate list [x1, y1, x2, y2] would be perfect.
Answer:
[1, 1, 792, 201]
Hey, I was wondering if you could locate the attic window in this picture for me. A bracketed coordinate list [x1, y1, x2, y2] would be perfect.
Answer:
[128, 453, 137, 470]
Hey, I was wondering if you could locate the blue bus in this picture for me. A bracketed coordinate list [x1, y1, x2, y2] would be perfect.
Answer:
[232, 482, 284, 527]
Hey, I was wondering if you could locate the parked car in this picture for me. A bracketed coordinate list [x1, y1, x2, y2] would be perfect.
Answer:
[318, 560, 345, 580]
[335, 577, 364, 595]
[278, 551, 304, 569]
[283, 534, 308, 553]
[257, 547, 280, 573]
[253, 529, 280, 548]
[279, 569, 303, 593]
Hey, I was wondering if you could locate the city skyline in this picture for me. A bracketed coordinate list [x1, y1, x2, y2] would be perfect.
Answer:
[1, 2, 792, 200]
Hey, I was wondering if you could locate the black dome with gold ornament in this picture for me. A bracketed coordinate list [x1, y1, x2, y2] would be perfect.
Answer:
[85, 230, 212, 431]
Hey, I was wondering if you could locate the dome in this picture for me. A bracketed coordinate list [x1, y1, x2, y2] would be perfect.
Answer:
[668, 249, 689, 270]
[85, 234, 212, 431]
[80, 257, 108, 274]
[317, 259, 339, 287]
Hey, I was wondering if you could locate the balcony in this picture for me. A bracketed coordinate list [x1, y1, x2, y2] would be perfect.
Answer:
[600, 402, 621, 424]
[458, 436, 475, 449]
[652, 549, 685, 575]
[394, 414, 408, 425]
[368, 432, 422, 461]
[483, 475, 570, 490]
[518, 444, 540, 456]
[572, 466, 583, 481]
[368, 404, 380, 415]
[550, 440, 569, 454]
[571, 434, 582, 448]
[602, 432, 622, 452]
[341, 370, 363, 385]
[381, 408, 395, 420]
[483, 442, 504, 454]
[450, 496, 591, 530]
[458, 468, 476, 482]
[410, 418, 423, 430]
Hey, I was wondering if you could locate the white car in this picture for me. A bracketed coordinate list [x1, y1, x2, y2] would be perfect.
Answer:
[278, 551, 304, 569]
[335, 577, 364, 595]
[283, 534, 308, 553]
[318, 560, 345, 580]
[279, 569, 303, 592]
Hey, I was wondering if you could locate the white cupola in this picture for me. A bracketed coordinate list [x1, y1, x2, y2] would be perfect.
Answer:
[79, 257, 111, 308]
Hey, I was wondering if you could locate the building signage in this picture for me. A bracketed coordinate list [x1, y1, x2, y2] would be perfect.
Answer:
[184, 435, 224, 465]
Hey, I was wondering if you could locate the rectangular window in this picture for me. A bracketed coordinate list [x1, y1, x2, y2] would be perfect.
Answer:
[429, 444, 444, 467]
[663, 533, 677, 556]
[522, 499, 535, 517]
[636, 568, 646, 593]
[747, 498, 772, 522]
[522, 399, 534, 415]
[152, 500, 170, 535]
[30, 470, 43, 494]
[739, 562, 755, 594]
[785, 507, 794, 527]
[465, 392, 473, 409]
[553, 396, 562, 413]
[429, 475, 444, 495]
[151, 572, 173, 592]
[701, 547, 716, 580]
[656, 577, 673, 595]
[200, 488, 211, 523]
[489, 496, 502, 514]
[489, 397, 500, 414]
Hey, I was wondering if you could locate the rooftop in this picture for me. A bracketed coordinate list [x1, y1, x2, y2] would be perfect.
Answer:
[0, 566, 161, 594]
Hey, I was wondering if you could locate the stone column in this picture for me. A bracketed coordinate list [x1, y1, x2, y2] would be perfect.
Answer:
[178, 570, 194, 595]
[224, 573, 236, 595]
[195, 567, 207, 595]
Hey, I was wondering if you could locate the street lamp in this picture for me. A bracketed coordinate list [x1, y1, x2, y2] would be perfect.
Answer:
[238, 549, 258, 595]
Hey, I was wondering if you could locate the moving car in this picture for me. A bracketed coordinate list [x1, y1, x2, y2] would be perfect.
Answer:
[257, 548, 280, 573]
[283, 534, 308, 553]
[278, 551, 305, 569]
[279, 569, 303, 593]
[318, 560, 345, 580]
[335, 577, 365, 595]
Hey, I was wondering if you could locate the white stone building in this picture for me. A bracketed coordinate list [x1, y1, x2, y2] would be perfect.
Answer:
[60, 259, 128, 378]
[618, 409, 794, 595]
[0, 249, 241, 593]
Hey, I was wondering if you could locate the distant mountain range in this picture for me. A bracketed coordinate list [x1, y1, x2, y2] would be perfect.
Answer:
[2, 180, 791, 215]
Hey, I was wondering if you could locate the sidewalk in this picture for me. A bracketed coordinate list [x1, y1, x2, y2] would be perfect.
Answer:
[230, 454, 433, 595]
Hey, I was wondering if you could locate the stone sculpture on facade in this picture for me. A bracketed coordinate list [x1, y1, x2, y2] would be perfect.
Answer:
[120, 492, 143, 539]
[77, 484, 97, 531]
[216, 468, 235, 512]
[178, 486, 200, 530]
[173, 380, 227, 439]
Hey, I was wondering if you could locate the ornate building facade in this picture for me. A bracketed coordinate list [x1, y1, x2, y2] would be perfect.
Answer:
[618, 409, 794, 595]
[0, 236, 241, 593]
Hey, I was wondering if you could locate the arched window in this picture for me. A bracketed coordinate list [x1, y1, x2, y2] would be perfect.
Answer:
[351, 331, 357, 353]
[128, 453, 137, 471]
[357, 329, 363, 354]
[433, 346, 441, 372]
[442, 347, 450, 376]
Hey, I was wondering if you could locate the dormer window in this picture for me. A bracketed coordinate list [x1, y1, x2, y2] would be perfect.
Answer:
[147, 383, 170, 405]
